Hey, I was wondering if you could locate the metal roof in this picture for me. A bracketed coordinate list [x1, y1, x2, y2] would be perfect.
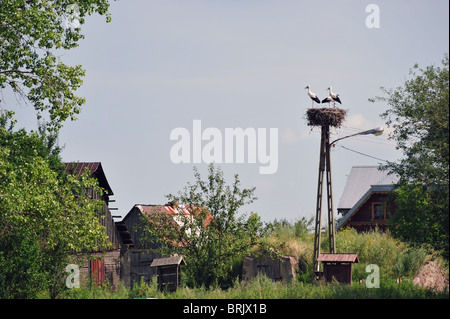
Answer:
[150, 256, 186, 267]
[64, 162, 114, 195]
[337, 166, 398, 210]
[317, 253, 359, 263]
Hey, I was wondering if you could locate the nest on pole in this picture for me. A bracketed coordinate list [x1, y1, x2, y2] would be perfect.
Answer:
[306, 107, 347, 128]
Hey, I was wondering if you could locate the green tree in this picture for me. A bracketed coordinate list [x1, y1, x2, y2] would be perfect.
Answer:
[0, 0, 113, 298]
[0, 118, 111, 298]
[0, 0, 111, 133]
[139, 164, 272, 288]
[373, 54, 449, 256]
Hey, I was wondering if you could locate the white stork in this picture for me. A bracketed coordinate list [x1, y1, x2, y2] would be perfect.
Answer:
[305, 85, 321, 107]
[321, 95, 333, 106]
[326, 86, 342, 107]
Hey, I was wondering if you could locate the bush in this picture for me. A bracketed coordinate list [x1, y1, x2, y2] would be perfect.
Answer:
[129, 277, 159, 299]
[336, 228, 409, 281]
[394, 246, 430, 278]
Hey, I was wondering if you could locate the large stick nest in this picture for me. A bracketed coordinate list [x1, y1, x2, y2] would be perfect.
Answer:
[306, 108, 347, 128]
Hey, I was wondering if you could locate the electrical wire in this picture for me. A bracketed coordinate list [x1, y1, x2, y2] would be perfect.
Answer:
[341, 135, 395, 146]
[339, 145, 388, 162]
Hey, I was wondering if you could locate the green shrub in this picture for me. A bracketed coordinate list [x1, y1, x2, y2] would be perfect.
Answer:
[129, 277, 159, 299]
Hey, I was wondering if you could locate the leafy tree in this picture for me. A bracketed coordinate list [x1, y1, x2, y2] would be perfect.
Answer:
[139, 164, 273, 288]
[0, 0, 113, 298]
[0, 117, 111, 298]
[0, 224, 47, 298]
[373, 54, 449, 256]
[0, 0, 111, 133]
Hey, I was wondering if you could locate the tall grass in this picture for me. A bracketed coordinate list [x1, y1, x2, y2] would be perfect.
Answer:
[335, 228, 434, 281]
[55, 223, 447, 299]
[266, 220, 443, 284]
[57, 273, 447, 299]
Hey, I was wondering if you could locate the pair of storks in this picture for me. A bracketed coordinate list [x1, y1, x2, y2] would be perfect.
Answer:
[305, 85, 341, 107]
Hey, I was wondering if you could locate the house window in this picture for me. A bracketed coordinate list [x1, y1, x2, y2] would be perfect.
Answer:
[372, 203, 386, 220]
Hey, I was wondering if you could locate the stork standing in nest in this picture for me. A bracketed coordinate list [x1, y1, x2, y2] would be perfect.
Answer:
[305, 85, 321, 107]
[323, 86, 342, 108]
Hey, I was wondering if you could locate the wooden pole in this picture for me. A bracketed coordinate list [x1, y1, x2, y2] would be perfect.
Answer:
[313, 126, 327, 273]
[312, 125, 336, 274]
[325, 127, 336, 254]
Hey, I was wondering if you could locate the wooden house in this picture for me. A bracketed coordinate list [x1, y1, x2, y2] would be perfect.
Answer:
[336, 166, 399, 232]
[64, 162, 123, 287]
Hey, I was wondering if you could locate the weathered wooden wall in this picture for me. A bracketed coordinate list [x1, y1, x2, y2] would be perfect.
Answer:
[120, 249, 160, 288]
[242, 256, 298, 284]
[99, 204, 122, 250]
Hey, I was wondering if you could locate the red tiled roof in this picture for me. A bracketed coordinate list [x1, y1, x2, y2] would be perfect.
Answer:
[135, 204, 213, 227]
[137, 204, 191, 216]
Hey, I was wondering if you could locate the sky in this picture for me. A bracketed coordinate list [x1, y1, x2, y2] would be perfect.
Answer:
[12, 0, 450, 222]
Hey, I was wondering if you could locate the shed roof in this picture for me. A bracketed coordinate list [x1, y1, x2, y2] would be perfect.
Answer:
[150, 256, 186, 267]
[317, 253, 359, 263]
[338, 166, 398, 210]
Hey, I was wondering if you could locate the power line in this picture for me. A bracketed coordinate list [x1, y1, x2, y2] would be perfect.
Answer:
[343, 135, 395, 146]
[339, 145, 388, 162]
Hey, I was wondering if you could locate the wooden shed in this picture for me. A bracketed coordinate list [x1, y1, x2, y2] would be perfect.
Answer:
[317, 253, 359, 285]
[150, 256, 186, 292]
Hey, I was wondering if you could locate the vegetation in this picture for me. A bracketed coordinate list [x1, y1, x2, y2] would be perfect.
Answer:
[57, 273, 447, 299]
[0, 0, 112, 133]
[0, 1, 113, 299]
[372, 54, 449, 256]
[0, 117, 111, 298]
[1, 1, 448, 300]
[138, 164, 275, 289]
[55, 224, 448, 299]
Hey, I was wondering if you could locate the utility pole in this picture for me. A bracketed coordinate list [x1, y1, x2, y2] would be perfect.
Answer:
[312, 125, 336, 273]
[306, 107, 384, 276]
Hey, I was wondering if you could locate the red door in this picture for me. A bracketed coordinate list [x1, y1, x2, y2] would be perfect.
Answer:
[90, 259, 105, 286]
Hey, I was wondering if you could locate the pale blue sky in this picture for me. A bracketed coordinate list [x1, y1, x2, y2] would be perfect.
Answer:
[13, 0, 450, 222]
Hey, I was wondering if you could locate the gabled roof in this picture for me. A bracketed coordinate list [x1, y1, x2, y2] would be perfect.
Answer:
[64, 162, 114, 195]
[336, 184, 395, 230]
[338, 166, 398, 210]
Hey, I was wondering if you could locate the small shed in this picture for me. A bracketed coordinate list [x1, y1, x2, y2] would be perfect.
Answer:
[317, 253, 359, 285]
[150, 256, 186, 292]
